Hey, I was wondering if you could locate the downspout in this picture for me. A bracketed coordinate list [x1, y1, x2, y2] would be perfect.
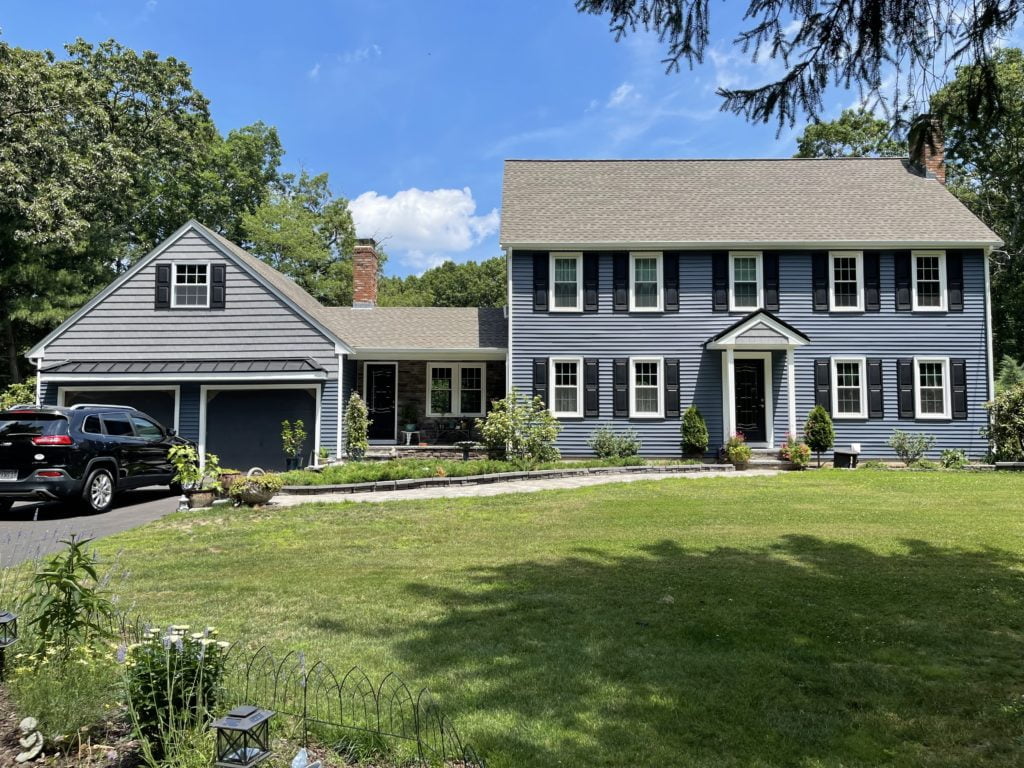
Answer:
[505, 248, 513, 396]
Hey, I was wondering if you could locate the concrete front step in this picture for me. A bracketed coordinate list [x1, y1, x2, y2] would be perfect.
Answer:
[745, 458, 801, 470]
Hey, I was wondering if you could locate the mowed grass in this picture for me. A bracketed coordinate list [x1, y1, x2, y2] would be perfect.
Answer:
[101, 471, 1024, 767]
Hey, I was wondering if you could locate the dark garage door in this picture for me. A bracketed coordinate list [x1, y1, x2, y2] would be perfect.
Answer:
[62, 389, 177, 432]
[205, 388, 316, 471]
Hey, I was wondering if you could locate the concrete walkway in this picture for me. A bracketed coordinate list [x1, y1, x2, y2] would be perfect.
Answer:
[274, 468, 781, 506]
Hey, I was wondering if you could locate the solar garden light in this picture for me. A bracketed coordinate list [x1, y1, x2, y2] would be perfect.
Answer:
[0, 611, 17, 680]
[212, 705, 274, 768]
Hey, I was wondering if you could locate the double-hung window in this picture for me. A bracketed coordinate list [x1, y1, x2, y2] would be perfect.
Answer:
[630, 357, 663, 418]
[426, 363, 486, 417]
[550, 357, 583, 418]
[912, 250, 947, 311]
[829, 251, 864, 311]
[729, 251, 762, 311]
[629, 252, 663, 311]
[914, 357, 951, 419]
[550, 252, 582, 312]
[831, 357, 867, 418]
[172, 263, 210, 308]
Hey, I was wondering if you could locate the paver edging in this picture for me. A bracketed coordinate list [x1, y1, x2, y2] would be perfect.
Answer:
[280, 463, 737, 496]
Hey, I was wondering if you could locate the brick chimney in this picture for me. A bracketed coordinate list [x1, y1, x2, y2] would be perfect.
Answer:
[353, 238, 378, 308]
[910, 115, 945, 184]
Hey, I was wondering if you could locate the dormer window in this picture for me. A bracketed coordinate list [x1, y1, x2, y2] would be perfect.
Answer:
[172, 264, 210, 308]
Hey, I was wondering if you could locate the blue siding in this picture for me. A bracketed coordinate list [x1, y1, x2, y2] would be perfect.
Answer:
[510, 250, 990, 459]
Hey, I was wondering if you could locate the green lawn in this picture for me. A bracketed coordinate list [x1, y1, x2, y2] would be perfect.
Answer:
[101, 471, 1024, 767]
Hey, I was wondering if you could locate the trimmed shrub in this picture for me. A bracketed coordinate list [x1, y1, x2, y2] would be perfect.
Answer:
[780, 433, 811, 469]
[985, 382, 1024, 461]
[940, 448, 969, 469]
[346, 392, 370, 460]
[680, 405, 709, 456]
[476, 390, 561, 469]
[588, 425, 642, 458]
[803, 405, 835, 467]
[887, 429, 936, 465]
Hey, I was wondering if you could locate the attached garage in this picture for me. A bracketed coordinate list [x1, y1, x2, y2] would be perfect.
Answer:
[202, 386, 319, 471]
[58, 387, 178, 432]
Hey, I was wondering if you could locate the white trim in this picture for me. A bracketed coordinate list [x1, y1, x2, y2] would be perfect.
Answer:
[348, 348, 506, 361]
[830, 357, 868, 419]
[722, 349, 735, 439]
[706, 310, 809, 350]
[786, 348, 796, 437]
[34, 352, 43, 406]
[628, 251, 663, 312]
[911, 250, 948, 312]
[336, 353, 345, 459]
[199, 383, 322, 467]
[728, 251, 763, 312]
[628, 356, 664, 418]
[363, 362, 400, 444]
[549, 357, 584, 418]
[549, 252, 583, 312]
[56, 385, 181, 433]
[501, 238, 1004, 251]
[733, 351, 774, 448]
[984, 251, 995, 403]
[913, 356, 952, 420]
[424, 362, 487, 418]
[41, 371, 327, 383]
[169, 261, 211, 309]
[506, 249, 513, 399]
[828, 251, 864, 312]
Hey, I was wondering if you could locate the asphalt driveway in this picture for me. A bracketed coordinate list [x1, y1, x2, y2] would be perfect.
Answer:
[0, 487, 180, 566]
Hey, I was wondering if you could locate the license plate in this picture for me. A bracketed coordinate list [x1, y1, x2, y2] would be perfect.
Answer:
[0, 470, 17, 482]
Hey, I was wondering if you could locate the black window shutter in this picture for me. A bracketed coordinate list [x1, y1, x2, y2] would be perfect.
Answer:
[584, 358, 600, 417]
[583, 254, 599, 312]
[947, 252, 964, 312]
[867, 358, 884, 419]
[814, 358, 831, 413]
[532, 253, 548, 312]
[894, 252, 912, 311]
[663, 252, 680, 312]
[951, 358, 968, 419]
[712, 252, 728, 312]
[613, 358, 629, 417]
[532, 358, 548, 406]
[613, 253, 628, 312]
[764, 252, 780, 311]
[864, 252, 881, 312]
[811, 252, 829, 311]
[155, 264, 171, 309]
[210, 264, 227, 309]
[664, 359, 680, 418]
[897, 358, 915, 417]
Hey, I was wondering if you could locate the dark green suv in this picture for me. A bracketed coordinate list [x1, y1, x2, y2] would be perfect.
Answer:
[0, 404, 188, 514]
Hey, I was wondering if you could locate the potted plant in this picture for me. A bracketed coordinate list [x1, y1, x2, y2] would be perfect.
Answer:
[168, 445, 223, 508]
[724, 432, 752, 468]
[400, 401, 419, 432]
[229, 470, 284, 506]
[281, 419, 308, 471]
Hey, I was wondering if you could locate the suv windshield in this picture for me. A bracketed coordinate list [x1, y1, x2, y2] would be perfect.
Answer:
[0, 414, 70, 438]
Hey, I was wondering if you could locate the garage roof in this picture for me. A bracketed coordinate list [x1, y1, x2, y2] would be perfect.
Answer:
[41, 359, 324, 375]
[318, 307, 508, 352]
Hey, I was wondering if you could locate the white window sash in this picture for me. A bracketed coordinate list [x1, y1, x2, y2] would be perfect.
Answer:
[170, 262, 211, 308]
[914, 356, 951, 419]
[728, 251, 763, 311]
[549, 357, 583, 418]
[628, 356, 664, 418]
[549, 252, 583, 312]
[425, 363, 486, 417]
[830, 357, 867, 419]
[628, 251, 663, 312]
[828, 251, 864, 312]
[911, 250, 947, 312]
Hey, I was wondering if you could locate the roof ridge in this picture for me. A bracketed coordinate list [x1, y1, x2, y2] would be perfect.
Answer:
[504, 157, 909, 163]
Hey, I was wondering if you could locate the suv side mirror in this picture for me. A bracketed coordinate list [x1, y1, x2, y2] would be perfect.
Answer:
[166, 427, 176, 437]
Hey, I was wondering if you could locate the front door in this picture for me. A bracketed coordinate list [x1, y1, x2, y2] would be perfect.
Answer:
[734, 358, 766, 443]
[365, 364, 397, 442]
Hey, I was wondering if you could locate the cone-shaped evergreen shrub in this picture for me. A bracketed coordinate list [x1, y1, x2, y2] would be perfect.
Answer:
[681, 405, 709, 456]
[804, 405, 835, 467]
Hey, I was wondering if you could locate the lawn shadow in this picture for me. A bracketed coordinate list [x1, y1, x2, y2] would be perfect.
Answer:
[386, 535, 1024, 767]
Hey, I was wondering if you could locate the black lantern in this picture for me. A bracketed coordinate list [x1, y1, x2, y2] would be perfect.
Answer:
[0, 612, 17, 649]
[212, 706, 274, 768]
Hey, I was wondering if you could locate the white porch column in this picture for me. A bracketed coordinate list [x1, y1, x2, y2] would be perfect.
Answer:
[786, 347, 797, 438]
[723, 348, 736, 439]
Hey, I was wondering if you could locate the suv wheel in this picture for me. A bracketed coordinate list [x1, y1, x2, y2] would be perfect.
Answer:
[81, 468, 115, 513]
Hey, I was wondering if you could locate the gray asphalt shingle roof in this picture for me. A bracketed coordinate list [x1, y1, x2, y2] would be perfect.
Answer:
[319, 307, 507, 350]
[500, 158, 1003, 248]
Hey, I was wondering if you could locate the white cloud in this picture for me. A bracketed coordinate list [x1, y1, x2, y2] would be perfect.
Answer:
[341, 44, 382, 65]
[349, 187, 499, 263]
[606, 82, 637, 108]
[307, 63, 321, 79]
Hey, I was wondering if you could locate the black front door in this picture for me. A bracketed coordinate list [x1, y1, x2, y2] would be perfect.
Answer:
[366, 364, 397, 442]
[734, 358, 766, 443]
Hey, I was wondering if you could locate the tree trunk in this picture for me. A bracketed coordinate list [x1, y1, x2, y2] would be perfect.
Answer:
[2, 315, 22, 384]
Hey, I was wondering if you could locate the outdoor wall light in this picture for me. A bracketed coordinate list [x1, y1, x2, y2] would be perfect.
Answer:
[212, 705, 274, 768]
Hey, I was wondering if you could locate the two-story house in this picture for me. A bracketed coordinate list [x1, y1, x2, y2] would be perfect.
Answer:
[25, 136, 1000, 465]
[501, 144, 1000, 458]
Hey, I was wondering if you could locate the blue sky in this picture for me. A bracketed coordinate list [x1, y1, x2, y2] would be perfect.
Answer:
[2, 2, 1019, 276]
